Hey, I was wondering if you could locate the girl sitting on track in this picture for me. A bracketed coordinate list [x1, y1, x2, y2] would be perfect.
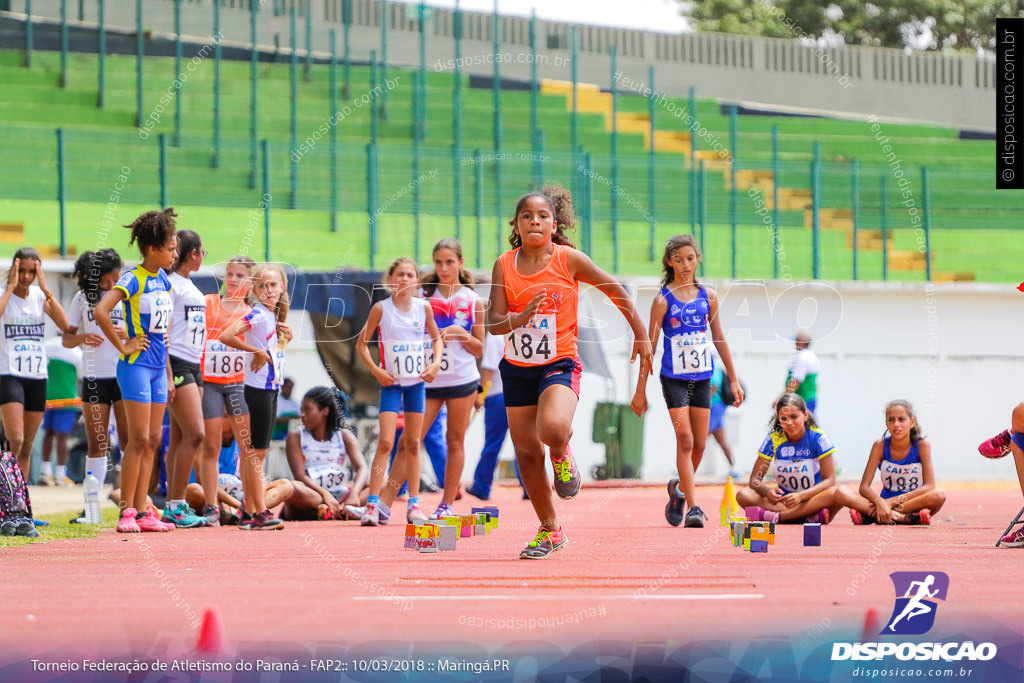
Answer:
[737, 393, 846, 524]
[420, 238, 485, 520]
[0, 248, 71, 484]
[65, 249, 127, 497]
[356, 257, 443, 527]
[162, 229, 208, 528]
[487, 185, 653, 559]
[630, 235, 744, 529]
[847, 400, 945, 525]
[94, 208, 178, 533]
[282, 386, 368, 520]
[197, 255, 255, 526]
[219, 264, 293, 530]
[184, 408, 293, 524]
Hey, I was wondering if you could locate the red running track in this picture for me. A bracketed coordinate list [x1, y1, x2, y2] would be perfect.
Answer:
[1, 483, 1022, 660]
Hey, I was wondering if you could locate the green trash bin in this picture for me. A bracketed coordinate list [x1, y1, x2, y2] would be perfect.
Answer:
[591, 402, 643, 479]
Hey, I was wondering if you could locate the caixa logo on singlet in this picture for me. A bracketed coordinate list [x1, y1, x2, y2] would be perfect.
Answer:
[832, 572, 997, 662]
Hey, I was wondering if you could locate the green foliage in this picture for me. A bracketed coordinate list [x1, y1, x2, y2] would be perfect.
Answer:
[682, 0, 1023, 51]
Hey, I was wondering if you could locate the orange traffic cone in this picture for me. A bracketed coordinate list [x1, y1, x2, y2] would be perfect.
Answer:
[195, 607, 227, 654]
[860, 606, 881, 642]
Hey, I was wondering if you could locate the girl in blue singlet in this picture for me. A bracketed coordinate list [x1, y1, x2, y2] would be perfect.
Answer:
[94, 208, 178, 533]
[736, 393, 847, 524]
[848, 400, 945, 525]
[631, 235, 744, 528]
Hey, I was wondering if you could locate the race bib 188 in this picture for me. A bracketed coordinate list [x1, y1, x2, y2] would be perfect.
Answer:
[880, 461, 923, 494]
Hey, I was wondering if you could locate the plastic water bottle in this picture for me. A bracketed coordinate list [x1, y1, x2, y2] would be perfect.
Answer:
[83, 471, 101, 525]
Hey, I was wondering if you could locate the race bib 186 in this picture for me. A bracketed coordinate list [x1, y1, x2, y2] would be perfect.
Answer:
[205, 339, 244, 378]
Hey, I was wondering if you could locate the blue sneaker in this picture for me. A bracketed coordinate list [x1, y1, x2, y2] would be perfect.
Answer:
[665, 479, 685, 527]
[162, 502, 207, 528]
[430, 501, 457, 520]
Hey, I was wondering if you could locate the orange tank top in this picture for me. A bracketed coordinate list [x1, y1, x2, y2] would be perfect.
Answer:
[202, 294, 252, 385]
[498, 243, 578, 367]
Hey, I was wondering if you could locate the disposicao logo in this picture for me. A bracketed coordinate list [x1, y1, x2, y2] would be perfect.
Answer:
[832, 571, 997, 662]
[882, 571, 948, 635]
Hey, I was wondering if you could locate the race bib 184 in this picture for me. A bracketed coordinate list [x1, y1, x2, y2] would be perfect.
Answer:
[505, 314, 554, 365]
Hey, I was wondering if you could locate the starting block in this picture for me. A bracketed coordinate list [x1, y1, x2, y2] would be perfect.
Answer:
[438, 525, 457, 551]
[803, 523, 822, 546]
[472, 506, 499, 531]
[730, 521, 776, 551]
[405, 522, 458, 551]
[404, 523, 439, 550]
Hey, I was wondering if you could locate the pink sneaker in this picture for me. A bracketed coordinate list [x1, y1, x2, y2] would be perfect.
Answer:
[979, 430, 1012, 459]
[138, 507, 173, 532]
[551, 445, 581, 499]
[806, 508, 830, 524]
[744, 506, 780, 523]
[1000, 527, 1024, 547]
[116, 508, 141, 533]
[407, 503, 427, 523]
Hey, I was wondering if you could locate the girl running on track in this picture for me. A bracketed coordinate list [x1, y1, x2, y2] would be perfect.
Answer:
[736, 393, 846, 524]
[0, 248, 71, 482]
[219, 264, 292, 530]
[282, 386, 368, 520]
[420, 239, 485, 519]
[161, 230, 208, 528]
[197, 255, 255, 526]
[94, 208, 178, 533]
[847, 400, 945, 525]
[356, 257, 443, 527]
[630, 235, 744, 528]
[65, 249, 126, 495]
[488, 186, 653, 559]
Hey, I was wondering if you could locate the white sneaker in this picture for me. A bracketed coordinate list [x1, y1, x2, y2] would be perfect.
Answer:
[728, 467, 742, 481]
[344, 504, 366, 520]
[407, 503, 427, 523]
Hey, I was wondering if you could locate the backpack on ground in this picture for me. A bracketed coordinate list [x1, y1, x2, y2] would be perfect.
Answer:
[0, 449, 33, 524]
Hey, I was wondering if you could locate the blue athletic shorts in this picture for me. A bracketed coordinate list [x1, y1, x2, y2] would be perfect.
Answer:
[42, 407, 78, 435]
[709, 401, 727, 432]
[499, 357, 582, 408]
[379, 382, 426, 414]
[116, 360, 168, 404]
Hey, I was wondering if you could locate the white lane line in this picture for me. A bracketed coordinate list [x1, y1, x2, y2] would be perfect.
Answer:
[352, 594, 763, 601]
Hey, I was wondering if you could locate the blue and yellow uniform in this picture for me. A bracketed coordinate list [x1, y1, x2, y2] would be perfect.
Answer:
[114, 266, 173, 403]
[757, 427, 835, 494]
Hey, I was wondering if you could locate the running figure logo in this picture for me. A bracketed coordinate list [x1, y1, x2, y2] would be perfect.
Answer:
[882, 571, 949, 635]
